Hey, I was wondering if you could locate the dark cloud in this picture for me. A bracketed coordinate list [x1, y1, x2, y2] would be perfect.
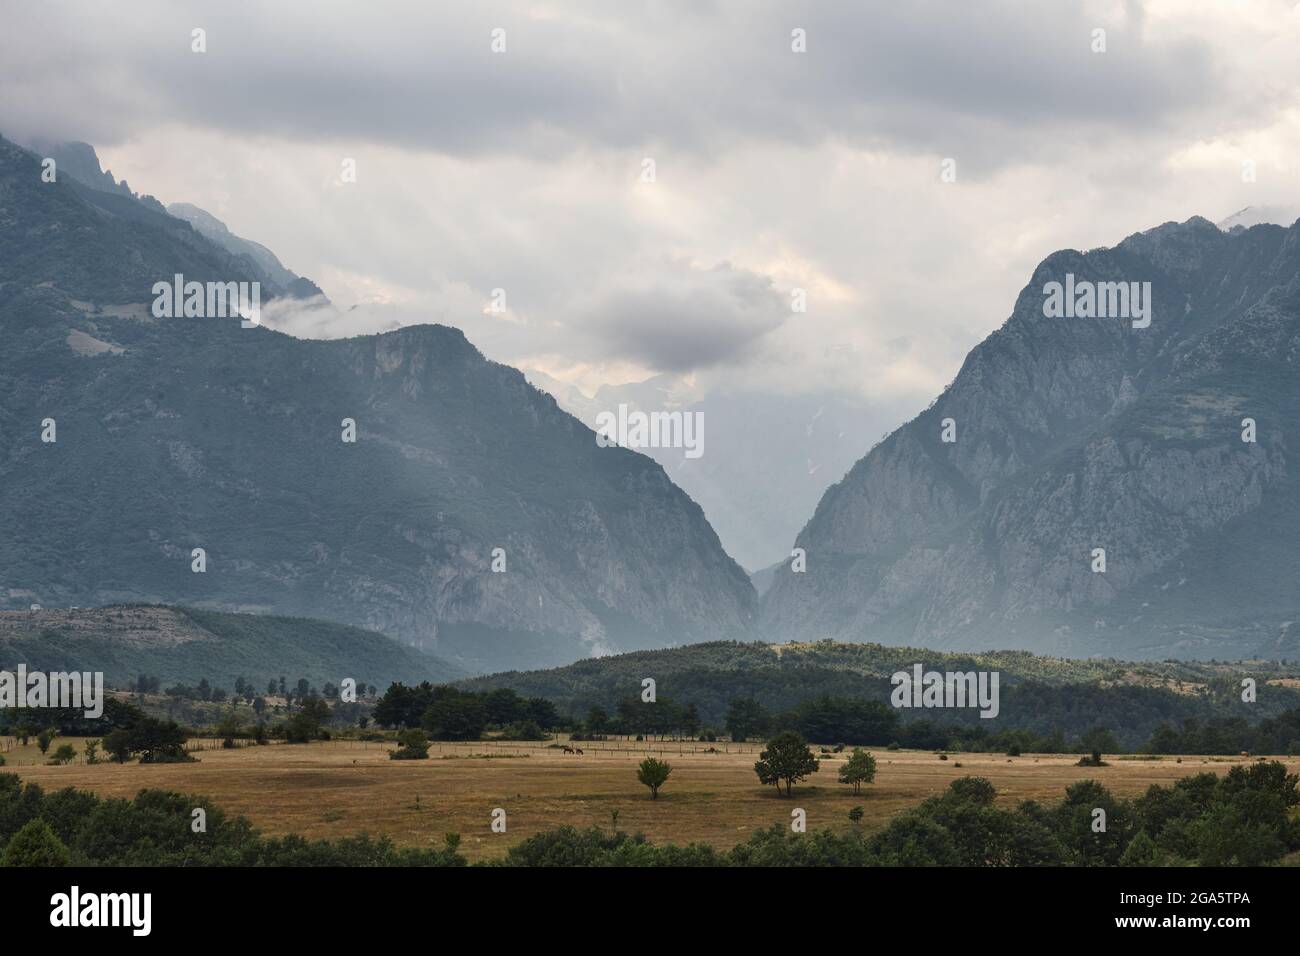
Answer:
[5, 0, 1296, 404]
[0, 1, 1246, 172]
[572, 260, 788, 372]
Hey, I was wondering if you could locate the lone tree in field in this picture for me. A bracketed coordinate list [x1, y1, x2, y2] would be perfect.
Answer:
[754, 731, 819, 797]
[637, 757, 673, 799]
[838, 748, 878, 794]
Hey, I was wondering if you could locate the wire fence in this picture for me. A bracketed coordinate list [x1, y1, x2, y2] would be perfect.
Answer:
[174, 735, 770, 758]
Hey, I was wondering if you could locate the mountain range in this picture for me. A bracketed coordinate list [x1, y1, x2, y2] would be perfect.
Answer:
[0, 134, 755, 674]
[763, 215, 1300, 660]
[521, 369, 886, 573]
[6, 133, 1300, 673]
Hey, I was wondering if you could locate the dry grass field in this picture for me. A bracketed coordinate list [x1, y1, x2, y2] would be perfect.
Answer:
[4, 735, 1297, 862]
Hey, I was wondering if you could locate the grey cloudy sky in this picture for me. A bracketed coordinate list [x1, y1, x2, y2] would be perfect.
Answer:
[5, 0, 1300, 403]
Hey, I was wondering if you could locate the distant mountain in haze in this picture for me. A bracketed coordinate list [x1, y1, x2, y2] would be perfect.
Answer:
[26, 138, 164, 208]
[1217, 206, 1299, 233]
[167, 201, 325, 300]
[24, 139, 327, 303]
[524, 370, 884, 571]
[762, 216, 1300, 661]
[0, 133, 755, 674]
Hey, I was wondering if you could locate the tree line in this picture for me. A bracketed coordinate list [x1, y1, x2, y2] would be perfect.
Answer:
[131, 673, 379, 705]
[361, 680, 1300, 757]
[715, 696, 1300, 757]
[373, 684, 560, 740]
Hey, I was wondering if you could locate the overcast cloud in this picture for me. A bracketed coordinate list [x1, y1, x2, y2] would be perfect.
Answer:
[4, 0, 1300, 404]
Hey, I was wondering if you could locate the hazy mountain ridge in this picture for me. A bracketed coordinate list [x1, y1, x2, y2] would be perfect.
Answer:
[762, 216, 1300, 659]
[167, 200, 325, 300]
[26, 138, 162, 208]
[0, 136, 307, 307]
[0, 133, 756, 674]
[524, 370, 885, 571]
[0, 604, 461, 688]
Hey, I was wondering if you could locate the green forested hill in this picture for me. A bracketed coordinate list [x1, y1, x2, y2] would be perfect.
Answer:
[460, 639, 1300, 748]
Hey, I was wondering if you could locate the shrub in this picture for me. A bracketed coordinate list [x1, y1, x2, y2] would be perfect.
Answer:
[390, 729, 430, 760]
[499, 720, 546, 741]
[637, 757, 672, 799]
[2, 819, 70, 867]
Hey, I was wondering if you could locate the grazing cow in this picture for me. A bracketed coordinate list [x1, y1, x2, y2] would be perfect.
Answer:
[562, 746, 575, 754]
[574, 748, 583, 755]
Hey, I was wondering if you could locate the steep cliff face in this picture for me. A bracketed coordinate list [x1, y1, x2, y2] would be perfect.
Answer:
[0, 136, 755, 673]
[763, 217, 1300, 659]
